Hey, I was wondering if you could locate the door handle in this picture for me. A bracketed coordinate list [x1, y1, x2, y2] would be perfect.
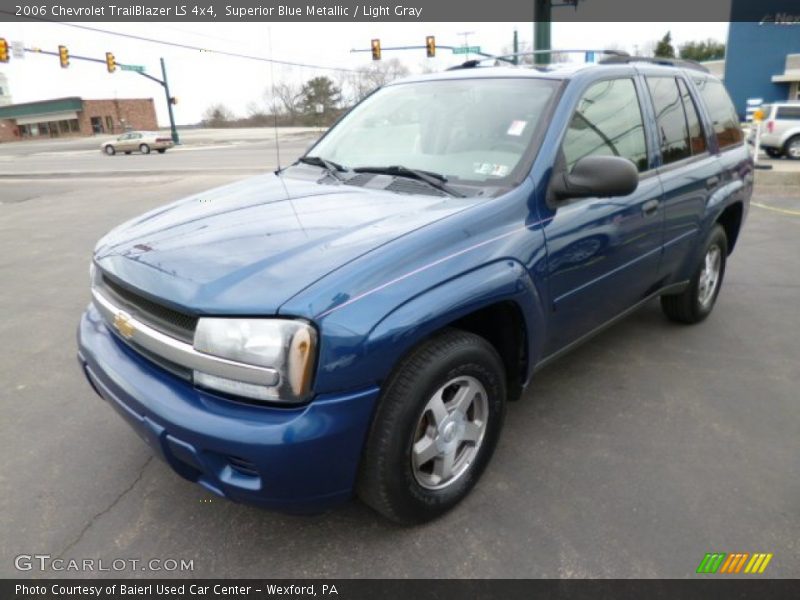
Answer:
[641, 199, 659, 217]
[705, 176, 720, 189]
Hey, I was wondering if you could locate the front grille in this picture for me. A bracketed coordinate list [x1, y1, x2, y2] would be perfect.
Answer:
[124, 338, 193, 381]
[98, 274, 197, 344]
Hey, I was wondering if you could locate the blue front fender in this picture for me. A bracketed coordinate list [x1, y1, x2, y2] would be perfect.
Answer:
[351, 259, 545, 392]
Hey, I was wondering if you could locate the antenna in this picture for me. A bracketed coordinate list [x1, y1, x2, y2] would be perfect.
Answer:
[268, 26, 282, 173]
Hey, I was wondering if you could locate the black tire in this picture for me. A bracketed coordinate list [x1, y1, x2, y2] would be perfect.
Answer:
[124, 151, 132, 155]
[104, 145, 115, 156]
[139, 143, 151, 155]
[783, 135, 800, 161]
[765, 147, 782, 159]
[357, 329, 506, 525]
[157, 148, 166, 154]
[661, 224, 728, 324]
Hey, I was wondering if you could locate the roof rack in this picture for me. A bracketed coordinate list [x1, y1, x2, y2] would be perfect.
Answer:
[447, 49, 629, 70]
[598, 55, 710, 73]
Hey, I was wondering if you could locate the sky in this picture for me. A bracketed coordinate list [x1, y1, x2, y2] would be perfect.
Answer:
[1, 21, 728, 125]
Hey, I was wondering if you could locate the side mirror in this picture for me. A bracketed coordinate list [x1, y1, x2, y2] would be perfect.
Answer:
[550, 155, 638, 202]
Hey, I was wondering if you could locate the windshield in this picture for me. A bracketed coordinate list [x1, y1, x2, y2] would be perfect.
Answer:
[310, 77, 559, 187]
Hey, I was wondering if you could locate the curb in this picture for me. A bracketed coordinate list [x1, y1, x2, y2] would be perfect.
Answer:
[0, 168, 269, 179]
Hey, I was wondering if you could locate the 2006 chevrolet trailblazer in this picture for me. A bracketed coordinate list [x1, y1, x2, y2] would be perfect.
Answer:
[78, 58, 752, 523]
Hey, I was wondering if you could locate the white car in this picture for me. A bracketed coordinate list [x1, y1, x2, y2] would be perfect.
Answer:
[101, 132, 175, 156]
[757, 103, 800, 159]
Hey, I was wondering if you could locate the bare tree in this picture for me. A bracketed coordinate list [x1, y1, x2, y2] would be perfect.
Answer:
[202, 103, 235, 128]
[267, 81, 303, 124]
[342, 58, 410, 105]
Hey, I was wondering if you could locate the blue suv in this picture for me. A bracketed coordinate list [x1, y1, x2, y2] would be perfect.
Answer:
[78, 59, 752, 524]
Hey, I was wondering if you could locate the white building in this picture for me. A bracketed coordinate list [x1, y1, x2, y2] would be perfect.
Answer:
[0, 72, 11, 106]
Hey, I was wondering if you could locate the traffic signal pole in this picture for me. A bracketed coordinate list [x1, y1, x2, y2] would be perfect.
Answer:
[160, 58, 179, 144]
[534, 0, 552, 66]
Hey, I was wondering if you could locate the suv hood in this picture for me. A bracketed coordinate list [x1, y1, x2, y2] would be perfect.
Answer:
[94, 173, 480, 314]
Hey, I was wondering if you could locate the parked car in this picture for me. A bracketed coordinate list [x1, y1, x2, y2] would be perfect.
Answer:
[78, 59, 752, 524]
[101, 131, 174, 156]
[755, 102, 800, 159]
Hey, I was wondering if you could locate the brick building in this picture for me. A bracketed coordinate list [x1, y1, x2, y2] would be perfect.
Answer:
[0, 97, 158, 143]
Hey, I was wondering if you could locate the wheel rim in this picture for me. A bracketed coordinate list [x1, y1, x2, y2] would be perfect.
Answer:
[698, 244, 722, 309]
[140, 145, 150, 154]
[105, 146, 114, 155]
[788, 139, 800, 159]
[411, 375, 489, 490]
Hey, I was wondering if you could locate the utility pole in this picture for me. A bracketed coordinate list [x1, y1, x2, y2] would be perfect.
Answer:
[534, 0, 552, 66]
[513, 29, 519, 65]
[457, 30, 475, 59]
[160, 58, 179, 144]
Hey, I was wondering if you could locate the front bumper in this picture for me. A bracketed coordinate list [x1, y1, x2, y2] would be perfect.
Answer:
[77, 303, 380, 513]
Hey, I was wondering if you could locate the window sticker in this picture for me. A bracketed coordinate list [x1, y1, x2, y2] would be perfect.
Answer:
[506, 120, 527, 136]
[473, 162, 510, 177]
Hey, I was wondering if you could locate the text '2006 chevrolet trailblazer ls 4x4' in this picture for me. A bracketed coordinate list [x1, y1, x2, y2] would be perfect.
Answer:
[78, 57, 752, 524]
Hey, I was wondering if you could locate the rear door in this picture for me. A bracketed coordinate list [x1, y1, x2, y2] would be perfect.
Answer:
[645, 74, 722, 283]
[541, 76, 664, 354]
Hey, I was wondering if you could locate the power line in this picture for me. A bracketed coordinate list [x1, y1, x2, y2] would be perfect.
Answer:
[1, 11, 359, 72]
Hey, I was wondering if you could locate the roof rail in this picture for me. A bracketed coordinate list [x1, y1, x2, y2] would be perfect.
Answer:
[447, 49, 629, 71]
[598, 55, 710, 73]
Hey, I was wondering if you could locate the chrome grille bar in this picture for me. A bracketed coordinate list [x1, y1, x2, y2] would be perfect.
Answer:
[92, 288, 280, 387]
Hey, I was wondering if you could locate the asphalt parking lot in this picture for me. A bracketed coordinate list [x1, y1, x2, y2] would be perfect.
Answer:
[1, 141, 798, 578]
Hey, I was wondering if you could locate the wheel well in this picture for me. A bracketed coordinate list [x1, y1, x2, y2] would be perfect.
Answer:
[450, 301, 527, 402]
[717, 202, 743, 254]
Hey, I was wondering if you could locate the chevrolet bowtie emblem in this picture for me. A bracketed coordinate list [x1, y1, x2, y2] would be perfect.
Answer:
[113, 311, 135, 339]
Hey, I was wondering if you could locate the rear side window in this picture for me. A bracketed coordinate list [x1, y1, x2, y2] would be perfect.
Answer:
[646, 76, 690, 164]
[776, 106, 800, 120]
[562, 78, 648, 172]
[693, 77, 744, 149]
[678, 78, 707, 155]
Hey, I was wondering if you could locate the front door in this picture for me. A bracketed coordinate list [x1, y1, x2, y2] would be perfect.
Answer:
[541, 76, 664, 355]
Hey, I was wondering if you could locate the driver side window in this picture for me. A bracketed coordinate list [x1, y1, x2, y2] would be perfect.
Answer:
[562, 78, 648, 173]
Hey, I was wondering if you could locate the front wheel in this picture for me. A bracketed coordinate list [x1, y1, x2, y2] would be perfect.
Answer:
[357, 329, 506, 524]
[139, 144, 151, 155]
[661, 224, 728, 324]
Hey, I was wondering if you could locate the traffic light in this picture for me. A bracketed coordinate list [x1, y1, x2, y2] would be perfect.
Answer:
[371, 39, 381, 61]
[58, 45, 69, 68]
[0, 38, 9, 63]
[426, 36, 436, 58]
[105, 52, 116, 73]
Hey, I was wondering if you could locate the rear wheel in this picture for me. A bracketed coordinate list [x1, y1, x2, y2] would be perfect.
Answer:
[661, 224, 728, 324]
[157, 148, 166, 154]
[784, 135, 800, 160]
[104, 145, 115, 156]
[357, 329, 506, 524]
[139, 143, 151, 155]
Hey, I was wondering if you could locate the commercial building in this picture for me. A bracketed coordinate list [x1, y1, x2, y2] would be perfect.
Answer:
[0, 96, 158, 143]
[724, 22, 800, 119]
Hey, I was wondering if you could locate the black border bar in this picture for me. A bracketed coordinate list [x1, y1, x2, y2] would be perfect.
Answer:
[4, 579, 800, 600]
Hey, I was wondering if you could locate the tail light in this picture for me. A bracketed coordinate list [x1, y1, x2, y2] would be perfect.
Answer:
[155, 137, 172, 143]
[766, 121, 774, 134]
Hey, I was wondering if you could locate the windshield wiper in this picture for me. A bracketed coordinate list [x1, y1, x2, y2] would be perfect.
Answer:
[297, 156, 348, 181]
[352, 165, 465, 198]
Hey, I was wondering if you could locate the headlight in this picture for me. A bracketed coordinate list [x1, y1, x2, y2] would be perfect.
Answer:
[193, 318, 317, 404]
